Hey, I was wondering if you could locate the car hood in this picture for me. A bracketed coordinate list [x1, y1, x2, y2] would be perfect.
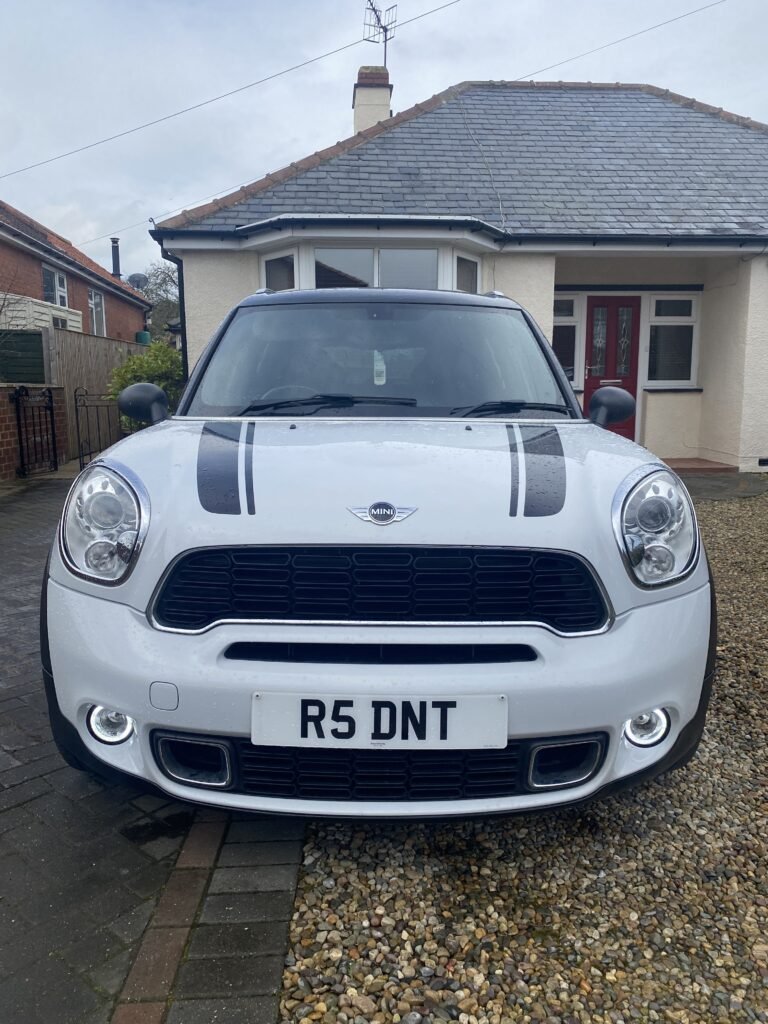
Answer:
[52, 416, 706, 614]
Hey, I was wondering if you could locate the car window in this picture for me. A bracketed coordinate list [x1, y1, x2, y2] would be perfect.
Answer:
[185, 302, 571, 417]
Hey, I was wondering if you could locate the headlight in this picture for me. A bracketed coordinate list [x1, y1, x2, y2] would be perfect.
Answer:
[60, 463, 148, 583]
[613, 468, 698, 586]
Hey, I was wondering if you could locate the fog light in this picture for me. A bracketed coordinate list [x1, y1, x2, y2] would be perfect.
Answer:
[624, 708, 670, 747]
[87, 705, 134, 744]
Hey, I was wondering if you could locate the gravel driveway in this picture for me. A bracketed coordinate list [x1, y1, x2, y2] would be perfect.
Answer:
[279, 494, 768, 1024]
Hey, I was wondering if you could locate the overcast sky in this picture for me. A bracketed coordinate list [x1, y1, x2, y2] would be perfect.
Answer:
[2, 0, 766, 276]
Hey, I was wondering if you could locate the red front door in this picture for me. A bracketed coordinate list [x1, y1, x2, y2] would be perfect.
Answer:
[584, 296, 641, 440]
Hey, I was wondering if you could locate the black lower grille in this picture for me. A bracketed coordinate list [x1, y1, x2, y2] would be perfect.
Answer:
[154, 546, 608, 633]
[224, 642, 537, 664]
[152, 731, 608, 802]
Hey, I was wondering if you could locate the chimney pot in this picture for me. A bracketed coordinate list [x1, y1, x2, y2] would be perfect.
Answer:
[352, 65, 393, 134]
[110, 237, 121, 279]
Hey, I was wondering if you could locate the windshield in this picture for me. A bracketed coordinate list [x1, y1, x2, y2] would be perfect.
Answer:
[184, 301, 574, 418]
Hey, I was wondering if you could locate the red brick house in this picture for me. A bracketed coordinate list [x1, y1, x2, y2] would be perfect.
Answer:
[0, 201, 150, 341]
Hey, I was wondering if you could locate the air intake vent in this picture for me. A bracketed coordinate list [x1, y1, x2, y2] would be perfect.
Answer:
[154, 546, 608, 633]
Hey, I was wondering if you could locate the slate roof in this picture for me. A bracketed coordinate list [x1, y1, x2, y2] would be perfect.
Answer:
[0, 200, 151, 305]
[155, 82, 768, 241]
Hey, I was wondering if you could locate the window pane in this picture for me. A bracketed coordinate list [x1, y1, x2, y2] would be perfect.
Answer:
[649, 325, 693, 381]
[654, 298, 693, 317]
[553, 298, 574, 318]
[379, 249, 438, 290]
[42, 267, 56, 304]
[552, 325, 575, 381]
[265, 255, 294, 291]
[456, 256, 478, 294]
[315, 249, 373, 288]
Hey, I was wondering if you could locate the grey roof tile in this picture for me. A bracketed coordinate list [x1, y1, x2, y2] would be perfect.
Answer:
[162, 84, 768, 238]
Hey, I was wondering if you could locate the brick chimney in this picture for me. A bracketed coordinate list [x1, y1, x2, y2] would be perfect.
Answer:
[352, 66, 392, 133]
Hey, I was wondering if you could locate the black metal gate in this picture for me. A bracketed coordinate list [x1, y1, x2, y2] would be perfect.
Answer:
[74, 387, 123, 470]
[11, 386, 58, 478]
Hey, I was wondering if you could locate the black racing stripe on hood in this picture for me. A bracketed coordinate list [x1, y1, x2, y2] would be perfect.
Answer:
[244, 421, 255, 515]
[506, 425, 519, 517]
[197, 422, 241, 515]
[520, 425, 566, 517]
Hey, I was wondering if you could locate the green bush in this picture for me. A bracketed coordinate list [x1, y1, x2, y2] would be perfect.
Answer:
[108, 343, 185, 414]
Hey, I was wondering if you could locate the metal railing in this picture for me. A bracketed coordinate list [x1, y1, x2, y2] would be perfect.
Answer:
[11, 386, 58, 477]
[74, 387, 123, 470]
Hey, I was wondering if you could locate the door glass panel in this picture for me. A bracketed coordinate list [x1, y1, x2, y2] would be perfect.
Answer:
[315, 249, 374, 288]
[590, 306, 607, 377]
[617, 306, 632, 377]
[552, 325, 576, 381]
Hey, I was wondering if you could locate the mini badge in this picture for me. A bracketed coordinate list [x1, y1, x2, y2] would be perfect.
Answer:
[349, 502, 418, 525]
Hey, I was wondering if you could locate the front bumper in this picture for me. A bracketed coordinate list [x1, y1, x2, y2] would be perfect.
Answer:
[44, 576, 714, 817]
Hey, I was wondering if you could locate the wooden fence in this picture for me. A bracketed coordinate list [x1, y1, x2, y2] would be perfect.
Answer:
[44, 328, 145, 462]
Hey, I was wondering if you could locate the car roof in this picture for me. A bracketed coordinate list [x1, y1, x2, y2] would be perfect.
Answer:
[237, 288, 523, 310]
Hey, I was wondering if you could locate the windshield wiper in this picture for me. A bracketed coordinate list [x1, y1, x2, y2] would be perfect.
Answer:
[449, 400, 571, 418]
[237, 393, 418, 416]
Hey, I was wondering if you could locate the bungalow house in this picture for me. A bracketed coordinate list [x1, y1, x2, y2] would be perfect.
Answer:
[152, 71, 768, 472]
[0, 201, 150, 341]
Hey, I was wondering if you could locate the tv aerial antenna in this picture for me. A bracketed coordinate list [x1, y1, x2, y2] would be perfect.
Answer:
[363, 1, 398, 68]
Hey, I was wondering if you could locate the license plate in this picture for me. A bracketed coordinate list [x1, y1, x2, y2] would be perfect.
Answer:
[251, 693, 508, 750]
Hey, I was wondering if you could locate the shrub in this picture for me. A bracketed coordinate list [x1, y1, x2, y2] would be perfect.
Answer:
[108, 342, 185, 414]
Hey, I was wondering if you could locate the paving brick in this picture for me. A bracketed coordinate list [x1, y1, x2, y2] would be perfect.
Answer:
[173, 953, 283, 997]
[200, 891, 293, 924]
[187, 921, 290, 958]
[121, 926, 190, 1001]
[107, 900, 157, 944]
[226, 817, 305, 843]
[217, 840, 302, 867]
[0, 953, 103, 1023]
[111, 1003, 166, 1024]
[88, 948, 134, 996]
[153, 868, 208, 926]
[62, 927, 129, 973]
[209, 863, 299, 893]
[166, 996, 278, 1024]
[176, 820, 227, 868]
[0, 775, 51, 811]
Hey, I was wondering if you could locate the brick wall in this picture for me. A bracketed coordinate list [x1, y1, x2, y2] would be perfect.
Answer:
[0, 239, 146, 342]
[0, 384, 68, 482]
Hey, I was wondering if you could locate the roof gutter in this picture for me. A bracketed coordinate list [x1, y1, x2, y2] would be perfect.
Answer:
[151, 215, 768, 251]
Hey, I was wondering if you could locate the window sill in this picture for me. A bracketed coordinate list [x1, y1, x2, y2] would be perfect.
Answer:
[643, 386, 702, 393]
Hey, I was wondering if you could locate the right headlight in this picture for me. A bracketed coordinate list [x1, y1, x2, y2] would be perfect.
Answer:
[613, 467, 699, 586]
[60, 462, 149, 584]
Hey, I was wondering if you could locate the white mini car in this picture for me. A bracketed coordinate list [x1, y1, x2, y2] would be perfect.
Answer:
[42, 289, 716, 818]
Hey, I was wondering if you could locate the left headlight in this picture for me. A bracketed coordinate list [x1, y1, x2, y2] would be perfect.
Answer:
[613, 468, 699, 587]
[60, 463, 148, 584]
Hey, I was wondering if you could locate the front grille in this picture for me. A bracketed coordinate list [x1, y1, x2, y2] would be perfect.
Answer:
[153, 546, 608, 633]
[152, 731, 608, 801]
[224, 642, 537, 664]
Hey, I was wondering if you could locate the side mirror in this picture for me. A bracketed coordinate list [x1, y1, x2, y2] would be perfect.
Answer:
[118, 383, 169, 425]
[588, 386, 635, 428]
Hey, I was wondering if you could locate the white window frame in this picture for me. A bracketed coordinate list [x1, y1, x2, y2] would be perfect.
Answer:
[42, 264, 68, 308]
[261, 247, 298, 291]
[644, 293, 700, 388]
[454, 250, 481, 294]
[552, 293, 586, 391]
[88, 288, 106, 337]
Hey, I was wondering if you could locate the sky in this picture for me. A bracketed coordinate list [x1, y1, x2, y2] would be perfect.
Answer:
[1, 0, 766, 277]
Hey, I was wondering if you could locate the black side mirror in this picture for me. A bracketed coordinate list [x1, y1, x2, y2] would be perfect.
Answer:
[118, 383, 169, 425]
[588, 386, 635, 428]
